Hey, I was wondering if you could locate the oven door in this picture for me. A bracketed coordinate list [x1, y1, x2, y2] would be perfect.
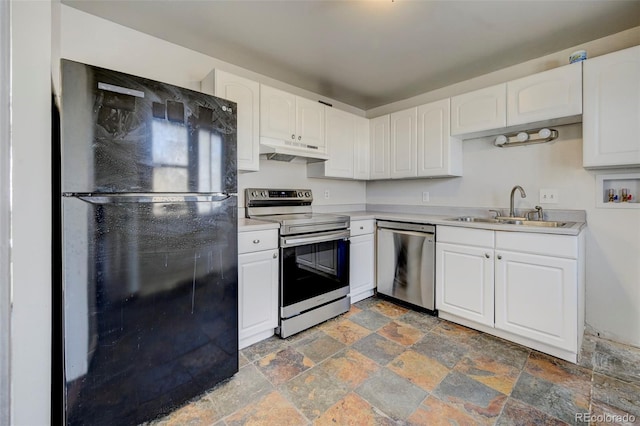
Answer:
[280, 229, 350, 318]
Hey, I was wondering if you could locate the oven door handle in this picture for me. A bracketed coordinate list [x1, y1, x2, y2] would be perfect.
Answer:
[280, 230, 350, 248]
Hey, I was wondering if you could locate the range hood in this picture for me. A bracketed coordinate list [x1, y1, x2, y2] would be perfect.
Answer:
[259, 138, 329, 163]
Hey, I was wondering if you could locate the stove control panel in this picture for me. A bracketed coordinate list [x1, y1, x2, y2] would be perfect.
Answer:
[245, 188, 313, 205]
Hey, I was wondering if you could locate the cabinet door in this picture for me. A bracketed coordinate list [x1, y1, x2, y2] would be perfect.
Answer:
[323, 107, 355, 178]
[583, 45, 640, 168]
[390, 107, 417, 179]
[451, 84, 506, 136]
[350, 233, 375, 303]
[436, 242, 494, 326]
[215, 70, 260, 171]
[296, 97, 325, 150]
[507, 62, 582, 127]
[260, 85, 296, 142]
[238, 249, 279, 349]
[353, 116, 370, 180]
[369, 115, 390, 179]
[495, 250, 577, 351]
[417, 98, 462, 177]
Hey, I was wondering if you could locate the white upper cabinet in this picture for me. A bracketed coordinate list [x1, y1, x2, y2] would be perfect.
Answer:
[507, 62, 582, 127]
[296, 96, 325, 150]
[390, 107, 418, 179]
[201, 69, 260, 172]
[451, 84, 507, 136]
[309, 107, 355, 179]
[353, 115, 370, 180]
[260, 84, 296, 141]
[214, 70, 260, 172]
[260, 84, 325, 151]
[307, 108, 370, 180]
[371, 99, 462, 180]
[583, 45, 640, 168]
[452, 64, 583, 138]
[417, 98, 462, 177]
[369, 115, 391, 179]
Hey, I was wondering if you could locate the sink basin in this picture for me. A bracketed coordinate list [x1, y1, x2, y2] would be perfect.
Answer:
[507, 220, 573, 228]
[448, 216, 499, 223]
[446, 217, 575, 228]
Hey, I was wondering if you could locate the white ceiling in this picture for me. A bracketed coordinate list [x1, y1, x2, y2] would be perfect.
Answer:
[62, 0, 640, 110]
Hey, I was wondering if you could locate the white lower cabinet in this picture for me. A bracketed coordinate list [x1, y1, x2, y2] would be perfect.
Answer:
[436, 225, 585, 362]
[436, 242, 494, 327]
[349, 219, 375, 303]
[238, 229, 279, 349]
[495, 250, 577, 351]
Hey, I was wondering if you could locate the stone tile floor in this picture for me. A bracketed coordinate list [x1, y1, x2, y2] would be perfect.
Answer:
[149, 297, 640, 425]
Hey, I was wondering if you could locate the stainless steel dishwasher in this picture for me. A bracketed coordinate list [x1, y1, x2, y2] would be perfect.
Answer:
[376, 220, 436, 312]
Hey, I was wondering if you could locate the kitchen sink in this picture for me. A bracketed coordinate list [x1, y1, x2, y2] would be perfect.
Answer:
[448, 216, 500, 223]
[446, 217, 575, 228]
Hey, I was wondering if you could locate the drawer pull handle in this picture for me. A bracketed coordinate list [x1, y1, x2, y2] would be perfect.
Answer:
[273, 253, 277, 259]
[253, 239, 260, 244]
[359, 226, 364, 230]
[485, 253, 490, 259]
[497, 255, 502, 260]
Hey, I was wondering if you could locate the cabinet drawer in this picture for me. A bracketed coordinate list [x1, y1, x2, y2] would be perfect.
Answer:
[238, 229, 278, 254]
[351, 219, 374, 236]
[437, 225, 494, 247]
[495, 231, 577, 259]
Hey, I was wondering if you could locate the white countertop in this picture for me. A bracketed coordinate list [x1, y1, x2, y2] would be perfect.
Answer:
[338, 210, 586, 236]
[238, 218, 279, 232]
[239, 207, 586, 235]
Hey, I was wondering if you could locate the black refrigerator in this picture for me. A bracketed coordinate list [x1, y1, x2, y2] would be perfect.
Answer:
[59, 60, 238, 425]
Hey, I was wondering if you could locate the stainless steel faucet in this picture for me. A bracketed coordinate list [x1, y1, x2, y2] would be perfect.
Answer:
[510, 185, 526, 217]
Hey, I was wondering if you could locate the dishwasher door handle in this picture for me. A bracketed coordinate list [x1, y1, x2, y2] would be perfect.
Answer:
[376, 220, 435, 234]
[378, 228, 434, 240]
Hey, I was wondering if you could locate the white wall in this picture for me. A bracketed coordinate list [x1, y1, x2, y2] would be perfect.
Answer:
[367, 30, 640, 347]
[10, 1, 52, 424]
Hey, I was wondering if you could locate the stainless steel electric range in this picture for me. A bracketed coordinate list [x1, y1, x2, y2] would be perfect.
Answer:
[245, 188, 350, 338]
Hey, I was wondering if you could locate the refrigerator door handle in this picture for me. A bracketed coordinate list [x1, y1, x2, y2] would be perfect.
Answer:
[65, 193, 234, 204]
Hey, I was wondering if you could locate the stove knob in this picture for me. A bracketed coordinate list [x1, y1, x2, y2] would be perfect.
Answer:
[251, 191, 256, 197]
[262, 191, 268, 197]
[305, 191, 311, 197]
[297, 191, 303, 198]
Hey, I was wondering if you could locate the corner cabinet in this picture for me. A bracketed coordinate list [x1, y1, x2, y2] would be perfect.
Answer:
[349, 219, 375, 303]
[369, 115, 391, 179]
[201, 69, 260, 172]
[369, 98, 462, 180]
[390, 108, 418, 179]
[436, 225, 585, 363]
[583, 45, 640, 168]
[307, 108, 369, 180]
[238, 228, 279, 349]
[353, 116, 371, 180]
[260, 84, 325, 152]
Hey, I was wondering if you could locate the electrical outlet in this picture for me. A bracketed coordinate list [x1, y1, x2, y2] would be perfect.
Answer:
[324, 190, 330, 199]
[422, 191, 430, 203]
[539, 188, 559, 204]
